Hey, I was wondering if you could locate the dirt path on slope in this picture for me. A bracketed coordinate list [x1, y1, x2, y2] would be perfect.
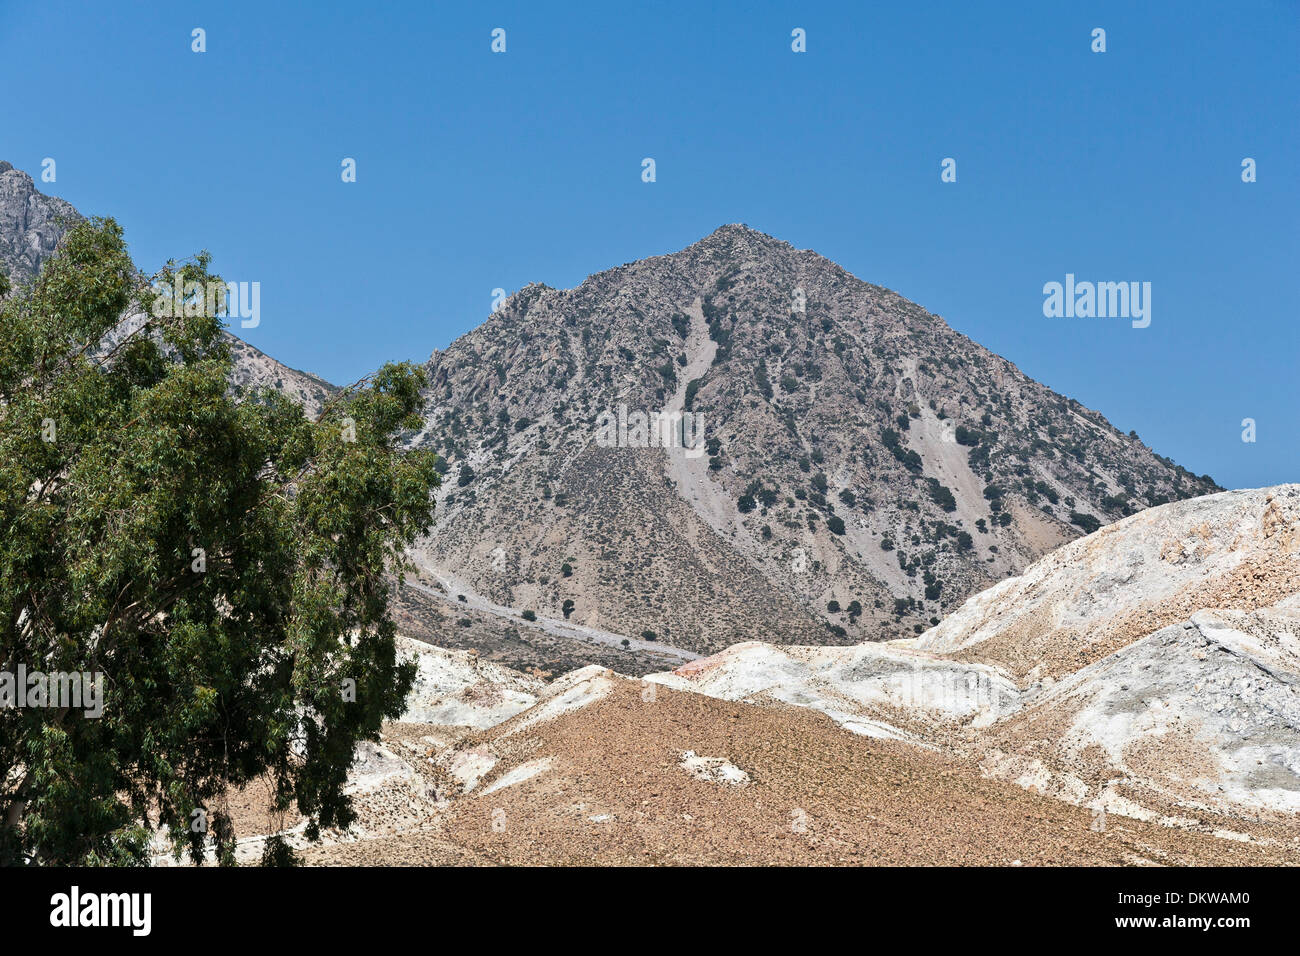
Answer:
[405, 559, 700, 664]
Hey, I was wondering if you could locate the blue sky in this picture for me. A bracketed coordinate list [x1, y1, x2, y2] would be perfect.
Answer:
[1, 0, 1295, 489]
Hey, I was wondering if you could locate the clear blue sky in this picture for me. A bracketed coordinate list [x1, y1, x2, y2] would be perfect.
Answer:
[1, 0, 1295, 490]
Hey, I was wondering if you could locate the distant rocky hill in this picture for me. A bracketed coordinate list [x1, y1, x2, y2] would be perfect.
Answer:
[0, 161, 338, 419]
[224, 335, 337, 419]
[409, 224, 1220, 651]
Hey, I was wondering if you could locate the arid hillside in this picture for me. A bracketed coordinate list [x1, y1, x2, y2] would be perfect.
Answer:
[170, 485, 1300, 867]
[408, 224, 1219, 654]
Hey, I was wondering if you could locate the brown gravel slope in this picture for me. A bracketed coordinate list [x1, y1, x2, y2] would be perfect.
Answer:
[313, 679, 1295, 866]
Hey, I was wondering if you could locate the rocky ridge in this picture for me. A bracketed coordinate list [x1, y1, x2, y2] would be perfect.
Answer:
[409, 223, 1219, 653]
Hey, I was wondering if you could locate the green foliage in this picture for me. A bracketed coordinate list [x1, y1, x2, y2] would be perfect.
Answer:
[684, 378, 703, 410]
[881, 428, 923, 474]
[1070, 511, 1102, 534]
[926, 478, 957, 512]
[1100, 493, 1130, 515]
[0, 219, 439, 865]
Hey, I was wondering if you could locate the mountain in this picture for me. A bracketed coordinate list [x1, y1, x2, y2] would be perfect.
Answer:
[407, 224, 1220, 654]
[224, 335, 337, 419]
[0, 161, 338, 418]
[0, 160, 80, 282]
[3, 165, 1225, 660]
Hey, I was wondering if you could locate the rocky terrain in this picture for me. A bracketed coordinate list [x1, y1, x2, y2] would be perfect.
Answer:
[651, 484, 1300, 831]
[171, 485, 1300, 866]
[0, 160, 79, 281]
[410, 224, 1219, 656]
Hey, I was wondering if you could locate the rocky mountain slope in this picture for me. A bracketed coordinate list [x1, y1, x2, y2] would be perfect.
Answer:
[0, 160, 79, 281]
[410, 224, 1219, 653]
[6, 162, 1229, 667]
[0, 161, 338, 419]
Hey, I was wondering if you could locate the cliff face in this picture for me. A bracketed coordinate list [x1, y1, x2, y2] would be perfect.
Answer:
[0, 160, 82, 286]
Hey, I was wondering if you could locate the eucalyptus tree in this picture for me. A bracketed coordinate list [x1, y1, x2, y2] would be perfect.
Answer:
[0, 218, 439, 865]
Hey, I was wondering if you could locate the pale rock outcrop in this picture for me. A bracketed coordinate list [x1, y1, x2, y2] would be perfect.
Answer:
[647, 486, 1300, 825]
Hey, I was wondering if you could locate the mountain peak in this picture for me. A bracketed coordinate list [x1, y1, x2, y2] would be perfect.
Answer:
[689, 222, 788, 255]
[0, 160, 81, 285]
[411, 228, 1219, 656]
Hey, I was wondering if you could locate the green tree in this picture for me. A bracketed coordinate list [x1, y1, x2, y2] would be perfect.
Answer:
[1070, 511, 1102, 534]
[0, 219, 439, 865]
